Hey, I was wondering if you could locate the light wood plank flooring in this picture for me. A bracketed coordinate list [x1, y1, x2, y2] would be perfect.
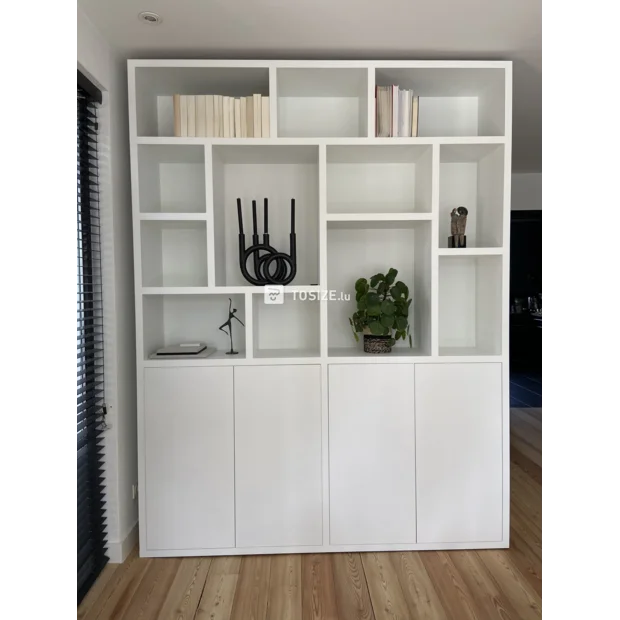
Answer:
[79, 407, 542, 620]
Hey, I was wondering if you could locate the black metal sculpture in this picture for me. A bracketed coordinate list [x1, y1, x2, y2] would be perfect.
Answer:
[218, 298, 245, 355]
[237, 198, 297, 285]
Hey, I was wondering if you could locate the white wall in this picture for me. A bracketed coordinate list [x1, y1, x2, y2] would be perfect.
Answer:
[511, 172, 541, 210]
[77, 7, 138, 562]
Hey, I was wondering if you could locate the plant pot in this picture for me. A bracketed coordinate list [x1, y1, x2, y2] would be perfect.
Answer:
[363, 335, 392, 354]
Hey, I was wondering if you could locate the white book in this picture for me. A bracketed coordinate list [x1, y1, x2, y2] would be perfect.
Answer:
[213, 95, 221, 137]
[187, 96, 196, 137]
[391, 85, 398, 137]
[179, 95, 188, 137]
[222, 96, 231, 138]
[229, 97, 235, 137]
[240, 97, 247, 138]
[411, 95, 419, 138]
[261, 96, 270, 138]
[246, 96, 254, 137]
[173, 94, 181, 137]
[253, 94, 262, 138]
[399, 89, 407, 137]
[234, 98, 241, 138]
[196, 95, 206, 137]
[205, 95, 214, 137]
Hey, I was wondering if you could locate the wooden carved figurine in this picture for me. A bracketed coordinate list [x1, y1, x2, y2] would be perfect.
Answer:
[449, 206, 468, 248]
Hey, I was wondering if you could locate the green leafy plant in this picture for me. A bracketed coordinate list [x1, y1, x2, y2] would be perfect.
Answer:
[349, 268, 412, 347]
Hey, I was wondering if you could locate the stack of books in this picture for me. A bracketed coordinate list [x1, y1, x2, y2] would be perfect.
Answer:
[173, 94, 270, 138]
[375, 86, 419, 137]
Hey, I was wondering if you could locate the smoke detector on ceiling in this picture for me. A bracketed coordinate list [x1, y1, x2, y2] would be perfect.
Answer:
[138, 11, 162, 25]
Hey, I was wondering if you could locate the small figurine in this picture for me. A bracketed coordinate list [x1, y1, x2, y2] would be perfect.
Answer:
[449, 206, 468, 248]
[218, 298, 245, 355]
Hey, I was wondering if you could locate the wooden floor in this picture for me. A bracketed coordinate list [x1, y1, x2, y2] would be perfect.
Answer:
[78, 407, 542, 620]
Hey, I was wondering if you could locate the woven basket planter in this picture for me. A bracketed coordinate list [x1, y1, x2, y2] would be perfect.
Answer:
[363, 335, 392, 354]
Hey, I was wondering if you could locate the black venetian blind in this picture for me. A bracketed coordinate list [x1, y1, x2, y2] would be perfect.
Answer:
[77, 74, 108, 604]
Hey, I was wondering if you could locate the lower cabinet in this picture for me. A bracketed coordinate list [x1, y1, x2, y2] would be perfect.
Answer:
[144, 367, 235, 550]
[415, 363, 503, 543]
[329, 364, 417, 545]
[234, 365, 323, 547]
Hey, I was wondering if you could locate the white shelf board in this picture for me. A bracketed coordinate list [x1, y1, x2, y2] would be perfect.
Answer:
[249, 285, 321, 294]
[253, 348, 321, 360]
[142, 285, 321, 295]
[328, 347, 431, 361]
[437, 248, 504, 256]
[438, 346, 500, 357]
[135, 136, 507, 146]
[326, 213, 432, 222]
[139, 213, 207, 221]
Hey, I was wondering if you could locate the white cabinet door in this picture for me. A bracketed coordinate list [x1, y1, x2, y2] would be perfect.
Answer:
[329, 364, 416, 545]
[234, 365, 322, 548]
[415, 363, 503, 543]
[144, 367, 235, 550]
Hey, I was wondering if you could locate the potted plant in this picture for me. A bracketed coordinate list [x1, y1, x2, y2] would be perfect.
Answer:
[349, 268, 412, 354]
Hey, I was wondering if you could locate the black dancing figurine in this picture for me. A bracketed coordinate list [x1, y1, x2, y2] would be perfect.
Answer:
[218, 298, 245, 355]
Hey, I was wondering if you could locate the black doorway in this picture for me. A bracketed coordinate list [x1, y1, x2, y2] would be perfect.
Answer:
[509, 210, 541, 407]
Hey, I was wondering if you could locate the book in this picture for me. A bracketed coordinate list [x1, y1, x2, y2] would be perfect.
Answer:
[173, 94, 181, 137]
[234, 98, 241, 138]
[411, 95, 419, 137]
[187, 96, 196, 137]
[253, 94, 262, 138]
[222, 96, 231, 138]
[213, 95, 221, 137]
[179, 95, 188, 137]
[391, 85, 398, 137]
[398, 88, 407, 137]
[196, 95, 206, 137]
[261, 96, 270, 138]
[229, 97, 235, 137]
[376, 86, 390, 137]
[206, 95, 214, 137]
[246, 96, 254, 137]
[240, 97, 247, 137]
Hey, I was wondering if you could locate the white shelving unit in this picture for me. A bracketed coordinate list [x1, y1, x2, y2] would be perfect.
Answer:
[129, 59, 512, 558]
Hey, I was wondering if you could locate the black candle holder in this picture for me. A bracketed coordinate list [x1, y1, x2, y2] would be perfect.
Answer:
[237, 198, 297, 285]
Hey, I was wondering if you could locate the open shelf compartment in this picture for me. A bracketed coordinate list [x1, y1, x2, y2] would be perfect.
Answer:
[140, 220, 208, 287]
[326, 145, 432, 214]
[439, 143, 505, 249]
[438, 255, 502, 356]
[252, 291, 320, 359]
[142, 294, 246, 359]
[134, 66, 269, 136]
[212, 145, 319, 287]
[138, 145, 206, 213]
[277, 68, 368, 137]
[375, 66, 506, 137]
[327, 219, 432, 357]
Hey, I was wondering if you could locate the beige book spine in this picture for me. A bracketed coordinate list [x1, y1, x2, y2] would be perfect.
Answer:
[222, 96, 230, 138]
[246, 96, 254, 137]
[173, 94, 181, 137]
[205, 95, 214, 137]
[196, 95, 206, 137]
[187, 96, 196, 137]
[261, 96, 270, 138]
[234, 99, 241, 138]
[253, 94, 262, 138]
[240, 97, 247, 138]
[179, 95, 188, 137]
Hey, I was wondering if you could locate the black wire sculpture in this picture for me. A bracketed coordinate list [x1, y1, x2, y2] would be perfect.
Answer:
[237, 197, 297, 285]
[218, 298, 245, 355]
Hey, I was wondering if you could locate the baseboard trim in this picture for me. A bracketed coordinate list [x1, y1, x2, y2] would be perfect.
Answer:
[107, 521, 138, 563]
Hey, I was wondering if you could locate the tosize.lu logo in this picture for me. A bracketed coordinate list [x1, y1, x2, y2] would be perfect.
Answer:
[264, 287, 350, 304]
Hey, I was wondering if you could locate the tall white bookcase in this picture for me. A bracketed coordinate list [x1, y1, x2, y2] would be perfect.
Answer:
[129, 60, 512, 557]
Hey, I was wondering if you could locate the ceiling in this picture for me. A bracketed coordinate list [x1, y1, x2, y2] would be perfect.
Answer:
[78, 0, 541, 172]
